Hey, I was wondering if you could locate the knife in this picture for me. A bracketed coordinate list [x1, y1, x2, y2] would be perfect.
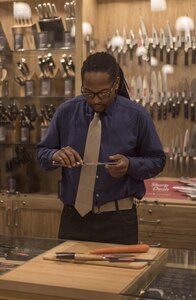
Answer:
[142, 75, 150, 107]
[190, 78, 196, 122]
[165, 21, 174, 64]
[157, 71, 163, 120]
[173, 186, 196, 195]
[136, 75, 143, 104]
[184, 28, 192, 66]
[140, 17, 150, 62]
[190, 124, 196, 174]
[152, 24, 159, 57]
[52, 161, 118, 167]
[149, 71, 158, 119]
[159, 27, 166, 62]
[182, 129, 190, 175]
[182, 79, 190, 119]
[173, 134, 180, 171]
[55, 252, 154, 263]
[130, 76, 137, 100]
[173, 30, 182, 65]
[162, 73, 168, 120]
[192, 23, 196, 64]
[128, 29, 137, 61]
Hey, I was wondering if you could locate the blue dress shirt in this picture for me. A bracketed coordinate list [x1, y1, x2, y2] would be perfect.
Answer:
[37, 95, 166, 206]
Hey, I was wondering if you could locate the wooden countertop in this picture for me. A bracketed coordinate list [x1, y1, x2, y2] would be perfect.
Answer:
[0, 240, 168, 300]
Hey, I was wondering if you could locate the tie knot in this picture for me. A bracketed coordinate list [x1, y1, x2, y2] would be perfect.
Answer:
[94, 112, 100, 119]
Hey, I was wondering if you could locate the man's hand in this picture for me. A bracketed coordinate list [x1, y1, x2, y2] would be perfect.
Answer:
[52, 146, 83, 168]
[106, 154, 130, 178]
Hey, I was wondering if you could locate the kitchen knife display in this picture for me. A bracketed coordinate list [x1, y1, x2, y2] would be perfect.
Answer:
[35, 2, 65, 44]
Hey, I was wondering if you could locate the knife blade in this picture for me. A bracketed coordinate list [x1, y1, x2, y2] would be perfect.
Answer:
[142, 75, 150, 107]
[52, 161, 118, 167]
[149, 71, 158, 119]
[182, 129, 190, 175]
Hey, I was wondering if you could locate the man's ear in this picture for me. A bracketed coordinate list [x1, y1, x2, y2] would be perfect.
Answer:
[115, 76, 120, 89]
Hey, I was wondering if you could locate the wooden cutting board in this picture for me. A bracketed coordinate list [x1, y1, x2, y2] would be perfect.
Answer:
[0, 241, 168, 300]
[43, 240, 162, 269]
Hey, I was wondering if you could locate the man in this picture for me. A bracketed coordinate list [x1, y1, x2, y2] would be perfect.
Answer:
[37, 52, 166, 244]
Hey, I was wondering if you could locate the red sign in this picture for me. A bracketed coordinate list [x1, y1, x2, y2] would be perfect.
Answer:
[144, 179, 187, 199]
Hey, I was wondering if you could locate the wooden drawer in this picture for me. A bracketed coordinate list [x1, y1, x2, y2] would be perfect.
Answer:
[137, 203, 196, 236]
[139, 230, 196, 250]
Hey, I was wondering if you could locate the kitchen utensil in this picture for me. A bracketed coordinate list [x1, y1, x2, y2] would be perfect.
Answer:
[52, 161, 118, 167]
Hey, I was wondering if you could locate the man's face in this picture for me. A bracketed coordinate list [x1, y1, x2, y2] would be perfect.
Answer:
[81, 72, 119, 113]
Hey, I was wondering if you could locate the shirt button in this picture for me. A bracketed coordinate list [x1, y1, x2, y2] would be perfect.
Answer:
[96, 194, 100, 197]
[96, 175, 99, 179]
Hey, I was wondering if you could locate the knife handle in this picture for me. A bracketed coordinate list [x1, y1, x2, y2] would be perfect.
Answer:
[166, 49, 170, 64]
[168, 97, 173, 113]
[183, 100, 189, 119]
[190, 103, 195, 122]
[171, 103, 176, 118]
[192, 48, 196, 64]
[152, 46, 156, 57]
[173, 49, 178, 65]
[74, 254, 104, 261]
[157, 104, 162, 120]
[150, 104, 154, 119]
[129, 47, 133, 61]
[138, 55, 142, 65]
[162, 103, 167, 120]
[184, 50, 189, 66]
[160, 48, 164, 62]
[175, 100, 181, 116]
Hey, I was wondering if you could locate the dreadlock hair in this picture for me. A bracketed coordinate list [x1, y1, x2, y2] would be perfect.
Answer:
[81, 52, 130, 99]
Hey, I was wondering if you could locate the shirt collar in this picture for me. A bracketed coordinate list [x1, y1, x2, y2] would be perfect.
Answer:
[84, 96, 117, 117]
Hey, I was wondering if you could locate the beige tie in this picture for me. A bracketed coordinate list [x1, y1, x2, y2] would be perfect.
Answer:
[75, 112, 101, 216]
